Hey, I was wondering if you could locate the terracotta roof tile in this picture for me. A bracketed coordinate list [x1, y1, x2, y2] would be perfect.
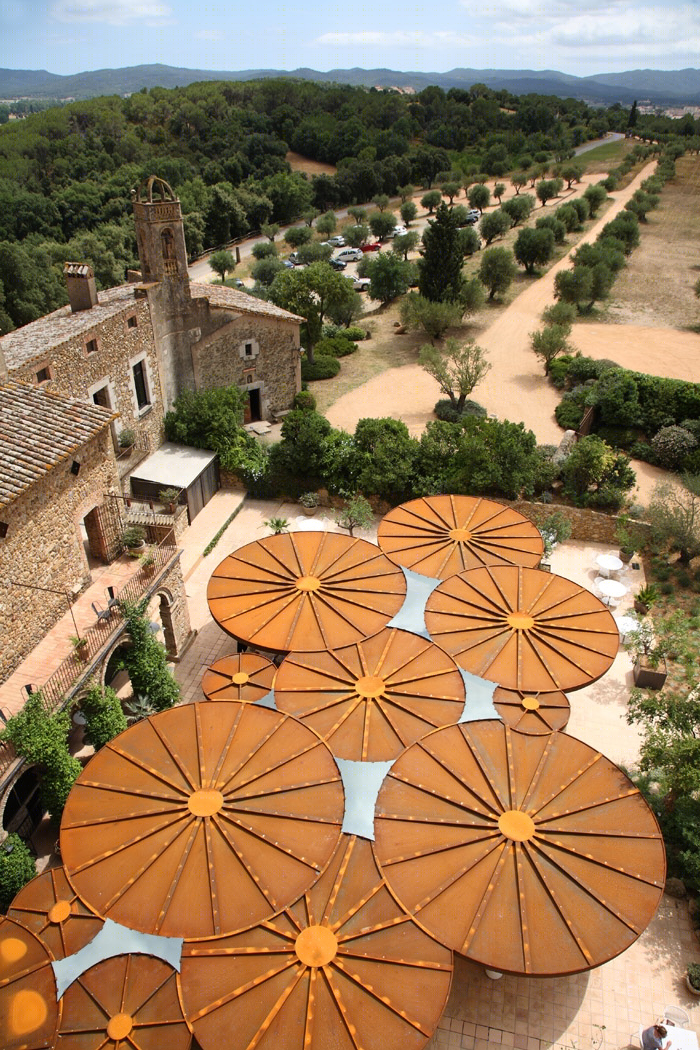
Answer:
[190, 282, 304, 323]
[0, 382, 117, 507]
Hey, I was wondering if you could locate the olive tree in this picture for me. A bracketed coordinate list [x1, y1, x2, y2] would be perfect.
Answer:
[419, 338, 490, 411]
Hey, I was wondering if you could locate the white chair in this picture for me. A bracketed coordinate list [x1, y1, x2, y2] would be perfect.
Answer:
[629, 1025, 644, 1049]
[663, 1007, 690, 1028]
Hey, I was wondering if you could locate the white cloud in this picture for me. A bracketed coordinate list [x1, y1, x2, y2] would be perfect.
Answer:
[195, 28, 221, 40]
[315, 30, 476, 49]
[52, 0, 171, 25]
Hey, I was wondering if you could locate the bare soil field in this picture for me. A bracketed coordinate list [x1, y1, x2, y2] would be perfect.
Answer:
[285, 151, 337, 176]
[599, 153, 700, 330]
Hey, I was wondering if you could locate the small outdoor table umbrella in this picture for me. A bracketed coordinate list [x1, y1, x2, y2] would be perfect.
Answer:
[0, 915, 60, 1050]
[274, 626, 465, 761]
[425, 564, 619, 693]
[377, 495, 544, 579]
[492, 686, 570, 735]
[208, 532, 406, 654]
[60, 702, 344, 939]
[8, 866, 103, 960]
[179, 835, 453, 1050]
[55, 954, 191, 1050]
[373, 720, 665, 976]
[201, 652, 276, 703]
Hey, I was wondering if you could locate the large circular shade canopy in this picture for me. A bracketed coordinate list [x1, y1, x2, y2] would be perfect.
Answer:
[373, 721, 666, 976]
[201, 653, 276, 703]
[0, 916, 60, 1050]
[425, 565, 619, 692]
[8, 866, 103, 960]
[377, 496, 544, 579]
[208, 533, 406, 654]
[179, 835, 453, 1050]
[56, 954, 191, 1050]
[274, 627, 465, 761]
[493, 687, 570, 735]
[60, 703, 344, 939]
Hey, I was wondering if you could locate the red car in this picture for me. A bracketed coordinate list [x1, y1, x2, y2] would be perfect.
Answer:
[360, 242, 382, 252]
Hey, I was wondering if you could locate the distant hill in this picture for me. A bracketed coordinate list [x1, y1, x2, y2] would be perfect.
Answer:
[2, 63, 700, 105]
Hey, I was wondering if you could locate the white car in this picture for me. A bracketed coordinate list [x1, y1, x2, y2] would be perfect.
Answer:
[391, 225, 408, 238]
[351, 276, 371, 292]
[333, 247, 363, 262]
[327, 235, 345, 247]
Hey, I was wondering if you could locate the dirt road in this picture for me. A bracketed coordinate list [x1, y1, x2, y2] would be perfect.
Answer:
[326, 162, 677, 503]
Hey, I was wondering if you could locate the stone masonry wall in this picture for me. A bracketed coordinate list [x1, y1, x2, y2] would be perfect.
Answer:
[192, 312, 300, 419]
[9, 297, 165, 453]
[0, 429, 121, 683]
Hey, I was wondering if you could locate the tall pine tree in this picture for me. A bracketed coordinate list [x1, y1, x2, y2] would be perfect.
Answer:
[418, 202, 465, 302]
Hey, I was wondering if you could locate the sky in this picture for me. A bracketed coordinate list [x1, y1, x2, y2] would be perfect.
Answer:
[0, 0, 698, 79]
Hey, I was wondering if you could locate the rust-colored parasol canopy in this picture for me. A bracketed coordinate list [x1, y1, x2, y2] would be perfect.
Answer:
[207, 532, 406, 654]
[274, 627, 465, 761]
[377, 495, 544, 580]
[424, 564, 619, 692]
[8, 866, 103, 961]
[0, 915, 60, 1050]
[201, 653, 276, 703]
[373, 720, 666, 976]
[60, 702, 344, 939]
[56, 954, 191, 1050]
[493, 686, 570, 735]
[179, 835, 453, 1050]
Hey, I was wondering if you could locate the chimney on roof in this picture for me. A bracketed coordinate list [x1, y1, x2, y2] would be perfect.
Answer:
[63, 262, 98, 313]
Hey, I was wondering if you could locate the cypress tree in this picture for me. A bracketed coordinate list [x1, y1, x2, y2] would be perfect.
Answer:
[418, 202, 464, 302]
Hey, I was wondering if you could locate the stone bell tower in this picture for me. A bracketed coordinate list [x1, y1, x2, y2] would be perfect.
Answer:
[132, 175, 190, 286]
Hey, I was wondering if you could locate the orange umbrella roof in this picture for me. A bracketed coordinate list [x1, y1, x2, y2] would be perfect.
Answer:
[373, 720, 666, 976]
[56, 954, 191, 1050]
[0, 915, 60, 1050]
[201, 653, 276, 703]
[207, 532, 406, 653]
[8, 866, 103, 961]
[424, 564, 619, 692]
[493, 687, 570, 735]
[179, 835, 452, 1050]
[378, 496, 544, 579]
[274, 627, 465, 761]
[60, 703, 344, 939]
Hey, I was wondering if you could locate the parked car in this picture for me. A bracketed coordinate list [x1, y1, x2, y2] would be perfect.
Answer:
[352, 277, 371, 292]
[333, 247, 363, 262]
[288, 252, 301, 264]
[232, 278, 245, 288]
[327, 235, 345, 247]
[329, 257, 347, 270]
[463, 210, 480, 225]
[360, 242, 382, 252]
[390, 225, 408, 238]
[282, 260, 295, 269]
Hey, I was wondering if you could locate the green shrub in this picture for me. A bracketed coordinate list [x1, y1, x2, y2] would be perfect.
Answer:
[676, 569, 693, 588]
[595, 425, 643, 450]
[0, 834, 36, 912]
[652, 426, 698, 469]
[301, 356, 341, 381]
[80, 684, 127, 751]
[340, 326, 367, 342]
[555, 396, 585, 430]
[660, 581, 675, 595]
[434, 399, 487, 422]
[293, 390, 317, 412]
[119, 600, 180, 711]
[315, 336, 358, 358]
[548, 355, 574, 389]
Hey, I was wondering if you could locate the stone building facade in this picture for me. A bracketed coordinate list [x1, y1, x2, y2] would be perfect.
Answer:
[0, 383, 121, 682]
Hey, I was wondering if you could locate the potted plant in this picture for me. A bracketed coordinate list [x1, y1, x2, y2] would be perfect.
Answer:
[687, 963, 700, 996]
[139, 548, 156, 576]
[626, 620, 668, 689]
[122, 524, 147, 553]
[615, 516, 638, 563]
[298, 492, 319, 516]
[118, 428, 136, 455]
[158, 487, 180, 514]
[263, 517, 289, 534]
[70, 635, 89, 663]
[634, 584, 659, 616]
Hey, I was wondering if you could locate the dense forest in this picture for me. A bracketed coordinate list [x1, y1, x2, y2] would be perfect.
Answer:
[0, 77, 696, 333]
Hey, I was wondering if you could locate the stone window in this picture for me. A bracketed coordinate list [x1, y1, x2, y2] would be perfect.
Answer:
[132, 359, 150, 411]
[238, 338, 260, 361]
[0, 522, 7, 539]
[126, 314, 138, 329]
[85, 337, 99, 355]
[35, 364, 51, 384]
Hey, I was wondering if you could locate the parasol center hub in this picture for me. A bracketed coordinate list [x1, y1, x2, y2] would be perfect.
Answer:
[107, 1014, 134, 1041]
[188, 789, 224, 817]
[48, 900, 71, 924]
[449, 527, 472, 542]
[295, 925, 338, 967]
[506, 612, 535, 631]
[231, 671, 249, 685]
[498, 809, 535, 842]
[355, 675, 386, 699]
[296, 575, 321, 592]
[521, 695, 540, 711]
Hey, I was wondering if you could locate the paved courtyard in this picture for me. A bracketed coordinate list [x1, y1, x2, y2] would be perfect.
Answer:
[171, 490, 700, 1050]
